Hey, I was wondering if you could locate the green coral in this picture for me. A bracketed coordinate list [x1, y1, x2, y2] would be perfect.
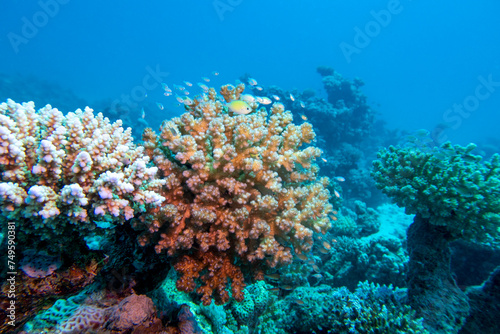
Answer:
[228, 280, 275, 331]
[255, 283, 428, 333]
[371, 142, 500, 242]
[23, 293, 85, 332]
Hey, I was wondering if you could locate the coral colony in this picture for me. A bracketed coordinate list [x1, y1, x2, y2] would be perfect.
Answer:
[0, 74, 499, 333]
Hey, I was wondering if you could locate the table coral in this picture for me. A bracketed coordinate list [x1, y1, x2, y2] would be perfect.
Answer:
[0, 99, 165, 245]
[138, 84, 333, 305]
[371, 142, 500, 243]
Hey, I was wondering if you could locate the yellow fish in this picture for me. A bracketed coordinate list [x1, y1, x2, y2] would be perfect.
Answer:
[227, 100, 252, 115]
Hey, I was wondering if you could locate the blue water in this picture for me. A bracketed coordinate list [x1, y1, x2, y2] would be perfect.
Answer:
[2, 2, 500, 333]
[2, 0, 500, 145]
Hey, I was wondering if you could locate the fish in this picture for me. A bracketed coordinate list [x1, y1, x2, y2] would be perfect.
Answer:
[141, 108, 145, 119]
[162, 83, 172, 92]
[334, 190, 341, 198]
[293, 298, 304, 305]
[335, 176, 345, 182]
[300, 114, 307, 121]
[296, 253, 308, 261]
[169, 127, 179, 136]
[312, 265, 320, 273]
[248, 78, 258, 86]
[183, 90, 190, 95]
[300, 101, 305, 108]
[321, 158, 328, 163]
[198, 83, 209, 91]
[318, 247, 329, 254]
[267, 287, 280, 292]
[264, 273, 281, 280]
[164, 92, 172, 97]
[280, 285, 294, 291]
[416, 129, 430, 137]
[312, 274, 323, 279]
[272, 95, 280, 101]
[183, 97, 194, 105]
[175, 95, 184, 104]
[240, 94, 256, 103]
[329, 214, 337, 221]
[255, 86, 263, 91]
[212, 71, 219, 76]
[259, 97, 272, 105]
[322, 241, 331, 250]
[156, 102, 164, 110]
[290, 93, 295, 101]
[227, 100, 252, 115]
[202, 77, 210, 82]
[183, 81, 193, 87]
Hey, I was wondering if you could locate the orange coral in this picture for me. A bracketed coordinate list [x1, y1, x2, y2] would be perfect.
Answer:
[138, 84, 333, 304]
[174, 250, 245, 305]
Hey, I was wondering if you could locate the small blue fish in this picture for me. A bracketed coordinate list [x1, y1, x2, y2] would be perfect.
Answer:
[184, 81, 193, 87]
[156, 103, 164, 110]
[202, 77, 210, 82]
[175, 95, 184, 104]
[198, 83, 209, 91]
[183, 97, 194, 105]
[162, 83, 171, 92]
[248, 78, 258, 86]
[212, 71, 219, 76]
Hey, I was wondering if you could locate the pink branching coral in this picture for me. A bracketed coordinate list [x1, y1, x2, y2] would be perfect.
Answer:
[138, 84, 334, 305]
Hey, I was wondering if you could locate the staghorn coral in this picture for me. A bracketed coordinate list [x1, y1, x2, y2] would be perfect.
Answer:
[0, 99, 165, 247]
[139, 84, 333, 305]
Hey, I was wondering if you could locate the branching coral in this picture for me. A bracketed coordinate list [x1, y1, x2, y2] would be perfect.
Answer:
[371, 142, 500, 242]
[0, 99, 165, 244]
[138, 84, 333, 305]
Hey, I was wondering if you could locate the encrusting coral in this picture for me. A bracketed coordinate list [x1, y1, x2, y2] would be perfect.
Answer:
[138, 83, 334, 305]
[0, 99, 165, 247]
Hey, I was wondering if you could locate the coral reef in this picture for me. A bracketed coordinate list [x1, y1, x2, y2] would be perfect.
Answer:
[406, 215, 469, 334]
[322, 234, 407, 290]
[138, 83, 333, 305]
[0, 99, 165, 253]
[371, 142, 500, 333]
[22, 291, 162, 333]
[256, 282, 428, 333]
[460, 265, 500, 334]
[372, 142, 500, 242]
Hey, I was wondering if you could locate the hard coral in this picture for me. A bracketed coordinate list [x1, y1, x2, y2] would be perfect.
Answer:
[372, 142, 500, 242]
[0, 99, 165, 246]
[139, 84, 333, 305]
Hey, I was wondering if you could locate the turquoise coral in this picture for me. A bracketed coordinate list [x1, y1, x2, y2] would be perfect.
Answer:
[255, 282, 428, 333]
[371, 142, 500, 242]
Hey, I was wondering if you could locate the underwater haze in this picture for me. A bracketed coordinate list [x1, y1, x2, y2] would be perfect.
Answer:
[1, 0, 500, 145]
[2, 1, 500, 334]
